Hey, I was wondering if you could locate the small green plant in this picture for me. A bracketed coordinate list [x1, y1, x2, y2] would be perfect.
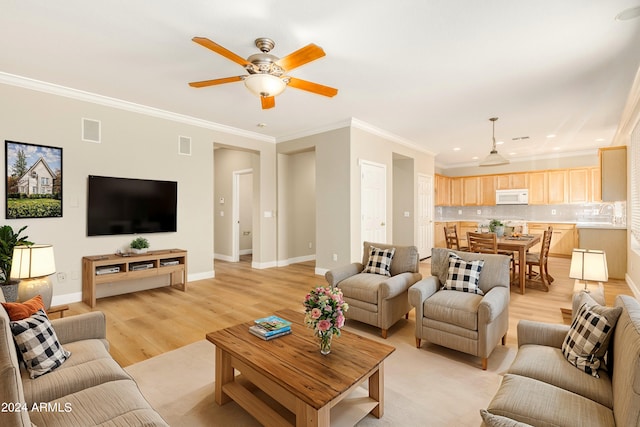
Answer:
[130, 237, 149, 250]
[489, 219, 503, 232]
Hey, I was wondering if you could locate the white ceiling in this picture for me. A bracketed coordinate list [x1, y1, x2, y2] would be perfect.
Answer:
[2, 1, 640, 168]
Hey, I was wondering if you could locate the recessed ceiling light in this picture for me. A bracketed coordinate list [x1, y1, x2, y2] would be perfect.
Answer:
[546, 134, 556, 139]
[257, 123, 267, 128]
[496, 140, 504, 145]
[471, 156, 479, 160]
[552, 147, 561, 151]
[509, 152, 517, 156]
[453, 147, 461, 151]
[616, 6, 640, 21]
[595, 138, 605, 142]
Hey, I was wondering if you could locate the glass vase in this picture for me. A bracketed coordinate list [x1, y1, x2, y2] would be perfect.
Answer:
[319, 332, 332, 355]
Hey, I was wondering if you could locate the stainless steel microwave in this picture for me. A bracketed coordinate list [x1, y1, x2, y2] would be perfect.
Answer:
[496, 189, 529, 205]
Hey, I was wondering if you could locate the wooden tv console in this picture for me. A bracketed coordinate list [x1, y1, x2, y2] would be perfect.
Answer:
[82, 249, 187, 308]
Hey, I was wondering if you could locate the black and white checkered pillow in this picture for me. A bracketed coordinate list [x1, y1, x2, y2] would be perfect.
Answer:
[561, 303, 618, 378]
[362, 246, 396, 276]
[10, 309, 70, 379]
[443, 252, 485, 295]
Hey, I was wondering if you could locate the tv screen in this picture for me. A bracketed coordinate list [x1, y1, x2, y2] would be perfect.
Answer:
[87, 175, 177, 236]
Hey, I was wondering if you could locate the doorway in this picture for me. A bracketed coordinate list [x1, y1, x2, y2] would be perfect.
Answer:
[417, 173, 433, 259]
[232, 169, 253, 262]
[360, 160, 387, 248]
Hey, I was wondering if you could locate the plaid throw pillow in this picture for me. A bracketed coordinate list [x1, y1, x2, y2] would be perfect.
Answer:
[562, 302, 621, 377]
[10, 309, 70, 379]
[443, 252, 485, 295]
[362, 246, 395, 276]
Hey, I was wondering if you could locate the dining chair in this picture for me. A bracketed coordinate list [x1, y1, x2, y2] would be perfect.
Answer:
[525, 226, 554, 290]
[467, 232, 516, 283]
[444, 224, 468, 251]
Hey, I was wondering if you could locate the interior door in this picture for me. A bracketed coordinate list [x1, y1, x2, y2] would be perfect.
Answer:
[361, 160, 387, 247]
[417, 173, 433, 259]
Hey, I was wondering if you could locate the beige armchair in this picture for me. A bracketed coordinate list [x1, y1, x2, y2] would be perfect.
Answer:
[408, 248, 510, 369]
[325, 242, 422, 338]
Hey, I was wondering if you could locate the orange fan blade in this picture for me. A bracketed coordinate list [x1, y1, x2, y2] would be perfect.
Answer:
[188, 76, 244, 88]
[261, 96, 275, 109]
[276, 44, 325, 71]
[287, 77, 338, 97]
[192, 37, 251, 67]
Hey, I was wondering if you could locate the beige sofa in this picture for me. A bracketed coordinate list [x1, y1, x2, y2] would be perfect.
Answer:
[409, 248, 510, 369]
[0, 294, 168, 426]
[325, 242, 421, 338]
[483, 294, 640, 427]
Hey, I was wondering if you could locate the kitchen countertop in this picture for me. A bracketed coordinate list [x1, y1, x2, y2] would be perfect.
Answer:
[436, 219, 627, 230]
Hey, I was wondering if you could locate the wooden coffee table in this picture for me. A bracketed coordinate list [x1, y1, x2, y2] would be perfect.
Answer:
[206, 308, 395, 427]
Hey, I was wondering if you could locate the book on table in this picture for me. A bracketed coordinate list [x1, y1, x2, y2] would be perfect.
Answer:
[250, 315, 292, 340]
[249, 325, 292, 340]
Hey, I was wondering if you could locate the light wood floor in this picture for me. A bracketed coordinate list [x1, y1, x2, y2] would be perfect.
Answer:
[65, 254, 635, 367]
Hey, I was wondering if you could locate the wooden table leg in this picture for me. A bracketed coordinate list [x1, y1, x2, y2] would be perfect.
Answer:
[215, 347, 234, 405]
[518, 247, 526, 294]
[369, 363, 384, 418]
[296, 400, 329, 427]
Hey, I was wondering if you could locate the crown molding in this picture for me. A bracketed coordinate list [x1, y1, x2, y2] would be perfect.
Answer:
[435, 148, 599, 170]
[0, 72, 275, 143]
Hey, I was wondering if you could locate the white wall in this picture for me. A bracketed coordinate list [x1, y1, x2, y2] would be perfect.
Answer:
[0, 83, 278, 303]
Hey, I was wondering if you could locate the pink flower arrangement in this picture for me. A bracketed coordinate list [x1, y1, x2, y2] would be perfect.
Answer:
[303, 286, 349, 338]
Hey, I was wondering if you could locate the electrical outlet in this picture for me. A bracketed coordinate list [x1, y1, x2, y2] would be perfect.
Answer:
[551, 209, 556, 215]
[308, 242, 313, 249]
[477, 209, 482, 215]
[332, 253, 338, 262]
[57, 272, 66, 282]
[458, 209, 463, 215]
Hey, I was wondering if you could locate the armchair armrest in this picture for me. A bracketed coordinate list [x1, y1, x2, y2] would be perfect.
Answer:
[380, 272, 422, 299]
[51, 311, 107, 345]
[325, 263, 363, 287]
[478, 287, 509, 324]
[408, 277, 440, 314]
[517, 319, 569, 349]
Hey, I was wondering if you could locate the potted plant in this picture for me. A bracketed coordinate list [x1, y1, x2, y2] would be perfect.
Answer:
[0, 225, 33, 302]
[130, 237, 150, 254]
[489, 219, 505, 237]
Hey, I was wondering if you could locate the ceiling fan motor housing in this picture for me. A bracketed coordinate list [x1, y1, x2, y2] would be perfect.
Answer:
[245, 53, 285, 76]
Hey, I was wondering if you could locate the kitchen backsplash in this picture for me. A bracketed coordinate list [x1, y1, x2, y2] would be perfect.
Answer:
[435, 201, 626, 225]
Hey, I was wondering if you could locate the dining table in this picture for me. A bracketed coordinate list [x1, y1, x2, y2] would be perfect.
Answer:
[496, 234, 542, 294]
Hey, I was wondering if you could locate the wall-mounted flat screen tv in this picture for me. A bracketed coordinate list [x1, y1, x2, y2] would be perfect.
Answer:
[87, 175, 177, 236]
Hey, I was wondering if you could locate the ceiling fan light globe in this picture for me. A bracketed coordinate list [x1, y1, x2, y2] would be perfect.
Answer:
[244, 74, 286, 97]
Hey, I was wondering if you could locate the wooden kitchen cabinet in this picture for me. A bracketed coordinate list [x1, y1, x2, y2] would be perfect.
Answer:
[528, 222, 576, 258]
[434, 222, 447, 248]
[547, 170, 568, 204]
[568, 168, 590, 203]
[496, 173, 528, 190]
[528, 172, 547, 205]
[590, 167, 601, 202]
[600, 146, 627, 201]
[479, 175, 496, 205]
[435, 174, 451, 206]
[462, 177, 480, 206]
[450, 177, 463, 206]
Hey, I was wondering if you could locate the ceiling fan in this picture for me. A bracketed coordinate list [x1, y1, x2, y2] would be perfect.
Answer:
[189, 37, 338, 109]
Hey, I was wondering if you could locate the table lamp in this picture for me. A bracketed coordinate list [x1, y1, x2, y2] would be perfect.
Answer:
[569, 248, 608, 293]
[10, 244, 56, 309]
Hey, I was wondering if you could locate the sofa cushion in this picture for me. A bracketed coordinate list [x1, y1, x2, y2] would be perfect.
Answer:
[2, 295, 45, 321]
[340, 273, 388, 304]
[29, 379, 169, 426]
[10, 309, 70, 379]
[0, 305, 31, 426]
[480, 409, 533, 427]
[508, 344, 613, 408]
[362, 246, 395, 276]
[361, 242, 419, 276]
[21, 339, 131, 406]
[487, 374, 615, 427]
[443, 252, 484, 295]
[562, 302, 622, 377]
[424, 289, 482, 331]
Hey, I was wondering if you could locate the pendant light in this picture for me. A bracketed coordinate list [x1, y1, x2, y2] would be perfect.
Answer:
[479, 117, 509, 167]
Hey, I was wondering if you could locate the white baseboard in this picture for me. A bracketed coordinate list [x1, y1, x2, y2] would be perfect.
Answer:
[315, 267, 329, 276]
[52, 292, 82, 305]
[189, 271, 215, 281]
[214, 253, 234, 262]
[251, 260, 278, 269]
[626, 274, 640, 300]
[239, 249, 253, 255]
[277, 254, 316, 267]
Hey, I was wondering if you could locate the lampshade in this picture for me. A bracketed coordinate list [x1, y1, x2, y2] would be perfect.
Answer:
[479, 117, 510, 167]
[569, 249, 608, 282]
[244, 74, 287, 97]
[10, 244, 56, 279]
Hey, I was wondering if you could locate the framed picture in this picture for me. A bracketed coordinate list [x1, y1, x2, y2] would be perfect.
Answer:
[5, 140, 63, 219]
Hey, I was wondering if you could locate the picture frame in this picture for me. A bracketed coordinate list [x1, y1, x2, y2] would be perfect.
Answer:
[5, 140, 63, 219]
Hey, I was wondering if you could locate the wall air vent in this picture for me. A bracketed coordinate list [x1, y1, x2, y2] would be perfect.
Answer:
[82, 118, 101, 143]
[178, 136, 192, 156]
